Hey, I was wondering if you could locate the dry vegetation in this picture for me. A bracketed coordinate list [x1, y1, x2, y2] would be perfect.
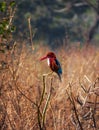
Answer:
[0, 43, 99, 130]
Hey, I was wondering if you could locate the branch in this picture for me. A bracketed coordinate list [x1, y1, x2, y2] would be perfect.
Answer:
[42, 78, 52, 128]
[53, 2, 88, 13]
[83, 0, 97, 12]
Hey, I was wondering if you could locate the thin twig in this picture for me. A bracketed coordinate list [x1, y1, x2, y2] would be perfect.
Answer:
[91, 95, 97, 129]
[71, 95, 83, 130]
[37, 105, 42, 130]
[1, 99, 15, 130]
[80, 83, 88, 93]
[28, 17, 34, 50]
[67, 83, 83, 130]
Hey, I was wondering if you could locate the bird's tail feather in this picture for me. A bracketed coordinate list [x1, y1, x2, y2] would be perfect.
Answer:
[58, 73, 62, 82]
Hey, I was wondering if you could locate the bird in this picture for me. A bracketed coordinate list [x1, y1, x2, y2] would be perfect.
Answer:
[40, 52, 62, 81]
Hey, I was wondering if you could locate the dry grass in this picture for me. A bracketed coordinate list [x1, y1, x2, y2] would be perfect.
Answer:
[0, 43, 99, 130]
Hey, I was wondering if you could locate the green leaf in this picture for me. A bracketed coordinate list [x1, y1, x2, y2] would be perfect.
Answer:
[0, 2, 6, 12]
[10, 25, 16, 32]
[10, 1, 15, 7]
[0, 27, 4, 34]
[2, 20, 9, 28]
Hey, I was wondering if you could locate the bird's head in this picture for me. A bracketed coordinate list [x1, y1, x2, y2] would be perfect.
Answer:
[40, 52, 56, 61]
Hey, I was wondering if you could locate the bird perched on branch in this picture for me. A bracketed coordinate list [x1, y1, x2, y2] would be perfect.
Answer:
[40, 52, 62, 81]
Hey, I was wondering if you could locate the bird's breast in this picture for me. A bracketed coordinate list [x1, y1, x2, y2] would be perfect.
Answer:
[47, 58, 50, 66]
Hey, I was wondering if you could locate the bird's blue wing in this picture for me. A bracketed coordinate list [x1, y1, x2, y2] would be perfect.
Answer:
[55, 59, 62, 74]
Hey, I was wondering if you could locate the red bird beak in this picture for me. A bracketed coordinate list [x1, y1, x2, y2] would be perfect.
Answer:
[40, 56, 47, 61]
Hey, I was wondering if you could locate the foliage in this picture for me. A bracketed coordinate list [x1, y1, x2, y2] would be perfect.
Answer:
[0, 1, 16, 35]
[13, 0, 99, 46]
[0, 1, 16, 53]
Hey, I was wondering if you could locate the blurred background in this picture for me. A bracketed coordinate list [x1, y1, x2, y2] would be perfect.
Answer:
[1, 0, 99, 49]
